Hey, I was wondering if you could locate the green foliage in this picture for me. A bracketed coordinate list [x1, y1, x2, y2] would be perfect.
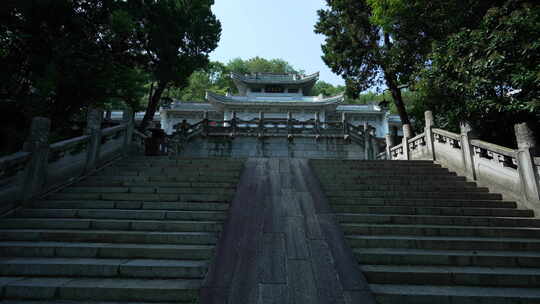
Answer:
[312, 81, 345, 97]
[168, 57, 321, 102]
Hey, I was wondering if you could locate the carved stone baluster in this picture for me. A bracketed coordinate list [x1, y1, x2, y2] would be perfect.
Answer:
[364, 122, 371, 159]
[20, 117, 51, 203]
[460, 122, 478, 180]
[424, 111, 436, 160]
[370, 127, 379, 158]
[85, 108, 103, 173]
[385, 134, 394, 160]
[402, 124, 412, 160]
[258, 112, 264, 138]
[122, 108, 134, 156]
[515, 122, 540, 206]
[202, 111, 209, 136]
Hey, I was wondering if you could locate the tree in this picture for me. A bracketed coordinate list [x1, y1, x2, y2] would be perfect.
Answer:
[136, 0, 221, 131]
[168, 57, 306, 102]
[311, 81, 345, 97]
[315, 0, 417, 128]
[0, 0, 149, 154]
[367, 0, 539, 146]
[416, 0, 539, 146]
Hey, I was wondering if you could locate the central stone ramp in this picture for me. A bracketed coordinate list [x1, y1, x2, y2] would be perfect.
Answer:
[311, 159, 540, 304]
[0, 157, 244, 303]
[202, 158, 375, 304]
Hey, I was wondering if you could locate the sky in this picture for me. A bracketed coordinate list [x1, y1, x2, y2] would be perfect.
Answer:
[209, 0, 345, 86]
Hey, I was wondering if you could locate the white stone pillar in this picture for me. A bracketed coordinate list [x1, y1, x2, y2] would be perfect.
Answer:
[515, 123, 540, 206]
[122, 108, 134, 156]
[21, 117, 51, 203]
[424, 111, 436, 161]
[85, 108, 103, 172]
[385, 134, 394, 160]
[460, 122, 477, 180]
[402, 124, 412, 160]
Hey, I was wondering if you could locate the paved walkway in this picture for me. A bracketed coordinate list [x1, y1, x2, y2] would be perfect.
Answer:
[201, 158, 375, 304]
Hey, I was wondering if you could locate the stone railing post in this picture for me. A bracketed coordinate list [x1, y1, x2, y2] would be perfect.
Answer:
[459, 122, 478, 180]
[424, 111, 436, 160]
[342, 112, 349, 136]
[364, 122, 371, 159]
[287, 112, 293, 135]
[402, 124, 412, 160]
[202, 111, 209, 136]
[385, 134, 394, 160]
[20, 117, 51, 203]
[515, 123, 540, 206]
[85, 108, 103, 173]
[230, 111, 237, 137]
[315, 112, 320, 135]
[370, 128, 379, 158]
[258, 112, 264, 138]
[122, 108, 134, 156]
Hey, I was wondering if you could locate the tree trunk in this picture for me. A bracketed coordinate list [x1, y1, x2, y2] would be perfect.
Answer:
[139, 82, 166, 132]
[381, 31, 412, 132]
[384, 72, 412, 130]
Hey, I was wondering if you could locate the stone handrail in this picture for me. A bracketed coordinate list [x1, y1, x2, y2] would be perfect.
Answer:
[432, 128, 460, 140]
[0, 108, 137, 214]
[470, 139, 517, 158]
[385, 111, 540, 212]
[0, 152, 31, 183]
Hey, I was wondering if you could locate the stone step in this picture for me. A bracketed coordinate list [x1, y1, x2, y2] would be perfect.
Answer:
[324, 184, 480, 192]
[0, 257, 208, 279]
[318, 175, 468, 184]
[1, 300, 181, 304]
[335, 214, 540, 227]
[330, 199, 517, 210]
[77, 180, 238, 188]
[0, 241, 214, 260]
[47, 193, 232, 202]
[327, 187, 491, 196]
[117, 158, 244, 164]
[314, 166, 449, 173]
[0, 229, 217, 245]
[369, 284, 540, 304]
[1, 277, 201, 302]
[362, 264, 540, 287]
[317, 170, 456, 177]
[115, 163, 244, 170]
[83, 175, 239, 183]
[32, 200, 230, 211]
[334, 206, 532, 217]
[0, 218, 223, 232]
[310, 160, 436, 166]
[97, 168, 241, 178]
[346, 235, 540, 251]
[329, 191, 502, 200]
[341, 223, 540, 238]
[61, 186, 236, 195]
[353, 248, 540, 267]
[14, 209, 227, 221]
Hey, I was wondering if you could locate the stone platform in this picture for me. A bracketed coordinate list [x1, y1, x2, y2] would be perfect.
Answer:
[176, 137, 365, 159]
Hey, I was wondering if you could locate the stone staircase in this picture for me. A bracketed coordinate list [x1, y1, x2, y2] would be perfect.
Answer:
[311, 159, 540, 304]
[0, 157, 244, 303]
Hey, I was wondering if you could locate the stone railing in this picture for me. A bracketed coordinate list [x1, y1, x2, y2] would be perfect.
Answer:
[386, 111, 540, 212]
[0, 108, 140, 214]
[168, 112, 380, 158]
